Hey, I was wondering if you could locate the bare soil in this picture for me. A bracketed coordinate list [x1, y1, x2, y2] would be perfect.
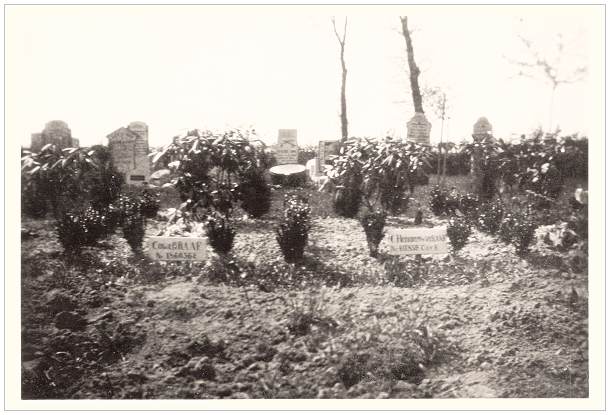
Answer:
[20, 183, 588, 399]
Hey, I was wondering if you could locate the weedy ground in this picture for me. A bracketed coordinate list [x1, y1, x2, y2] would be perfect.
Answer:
[21, 175, 588, 399]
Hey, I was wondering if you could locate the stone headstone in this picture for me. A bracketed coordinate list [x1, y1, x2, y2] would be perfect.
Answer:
[407, 112, 431, 144]
[386, 227, 448, 255]
[107, 121, 151, 185]
[274, 129, 299, 164]
[473, 117, 493, 138]
[30, 120, 78, 152]
[305, 158, 320, 179]
[318, 140, 340, 172]
[278, 129, 298, 146]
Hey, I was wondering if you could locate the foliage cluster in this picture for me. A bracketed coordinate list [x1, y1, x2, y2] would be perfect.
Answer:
[276, 194, 312, 263]
[328, 138, 432, 217]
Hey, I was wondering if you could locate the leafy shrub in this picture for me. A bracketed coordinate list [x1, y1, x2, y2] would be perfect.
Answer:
[360, 210, 386, 258]
[22, 178, 48, 218]
[276, 195, 312, 263]
[153, 129, 271, 218]
[122, 212, 145, 254]
[458, 193, 479, 217]
[86, 145, 124, 211]
[140, 189, 161, 219]
[429, 186, 459, 217]
[328, 138, 431, 217]
[206, 213, 236, 255]
[475, 199, 504, 235]
[238, 171, 271, 218]
[498, 213, 517, 244]
[283, 287, 338, 336]
[446, 216, 472, 252]
[511, 215, 538, 256]
[333, 186, 361, 218]
[56, 207, 109, 253]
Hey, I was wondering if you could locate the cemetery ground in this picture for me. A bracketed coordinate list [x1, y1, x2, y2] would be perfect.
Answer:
[21, 175, 588, 399]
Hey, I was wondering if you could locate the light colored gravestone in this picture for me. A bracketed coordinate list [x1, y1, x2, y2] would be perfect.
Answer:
[407, 112, 431, 145]
[385, 227, 448, 255]
[30, 120, 79, 152]
[305, 157, 320, 179]
[470, 117, 495, 194]
[107, 121, 151, 185]
[473, 117, 493, 139]
[318, 140, 340, 173]
[274, 129, 299, 164]
[278, 129, 298, 146]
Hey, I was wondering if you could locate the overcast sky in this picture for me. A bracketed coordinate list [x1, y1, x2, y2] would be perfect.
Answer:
[6, 5, 602, 149]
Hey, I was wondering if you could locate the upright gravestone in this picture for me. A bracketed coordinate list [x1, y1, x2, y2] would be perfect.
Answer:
[471, 117, 494, 196]
[274, 129, 299, 165]
[318, 140, 340, 173]
[107, 121, 151, 185]
[30, 120, 79, 152]
[407, 112, 432, 145]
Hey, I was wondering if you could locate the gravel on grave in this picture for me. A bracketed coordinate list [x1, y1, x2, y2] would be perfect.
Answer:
[21, 211, 588, 399]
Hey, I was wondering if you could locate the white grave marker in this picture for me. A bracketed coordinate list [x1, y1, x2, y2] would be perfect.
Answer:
[274, 129, 299, 164]
[147, 237, 209, 261]
[407, 112, 432, 145]
[386, 227, 448, 255]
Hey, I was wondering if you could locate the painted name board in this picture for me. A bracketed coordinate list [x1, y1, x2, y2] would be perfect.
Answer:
[146, 237, 209, 261]
[386, 227, 448, 255]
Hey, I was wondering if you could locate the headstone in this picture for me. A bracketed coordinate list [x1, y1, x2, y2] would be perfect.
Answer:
[386, 227, 448, 255]
[305, 158, 320, 179]
[147, 237, 209, 261]
[274, 129, 298, 164]
[407, 112, 431, 145]
[318, 140, 340, 172]
[107, 121, 151, 185]
[278, 129, 298, 146]
[473, 117, 493, 139]
[30, 120, 79, 152]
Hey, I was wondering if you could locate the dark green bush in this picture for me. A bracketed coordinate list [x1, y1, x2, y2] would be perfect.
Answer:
[140, 189, 161, 219]
[511, 215, 538, 256]
[333, 186, 361, 218]
[206, 213, 236, 255]
[22, 178, 48, 219]
[498, 213, 517, 244]
[276, 195, 312, 263]
[447, 216, 472, 252]
[360, 210, 386, 258]
[429, 186, 459, 217]
[122, 212, 146, 255]
[56, 207, 109, 253]
[475, 200, 504, 235]
[238, 171, 271, 218]
[458, 193, 480, 217]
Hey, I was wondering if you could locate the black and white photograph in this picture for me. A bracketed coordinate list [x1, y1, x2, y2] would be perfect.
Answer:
[5, 3, 605, 410]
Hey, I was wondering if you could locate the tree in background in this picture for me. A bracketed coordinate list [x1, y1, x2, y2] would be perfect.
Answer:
[332, 17, 349, 142]
[400, 16, 424, 115]
[507, 30, 587, 132]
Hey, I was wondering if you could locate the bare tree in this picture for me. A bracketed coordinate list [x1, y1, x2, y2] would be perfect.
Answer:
[508, 32, 587, 131]
[332, 17, 348, 142]
[400, 16, 424, 114]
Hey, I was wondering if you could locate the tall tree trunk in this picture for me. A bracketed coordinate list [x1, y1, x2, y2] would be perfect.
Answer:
[400, 16, 424, 114]
[333, 18, 349, 142]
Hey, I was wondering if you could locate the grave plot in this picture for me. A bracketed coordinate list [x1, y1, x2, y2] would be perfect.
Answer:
[20, 132, 589, 399]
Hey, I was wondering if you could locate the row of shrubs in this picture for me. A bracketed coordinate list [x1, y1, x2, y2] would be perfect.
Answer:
[431, 185, 588, 257]
[56, 190, 160, 254]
